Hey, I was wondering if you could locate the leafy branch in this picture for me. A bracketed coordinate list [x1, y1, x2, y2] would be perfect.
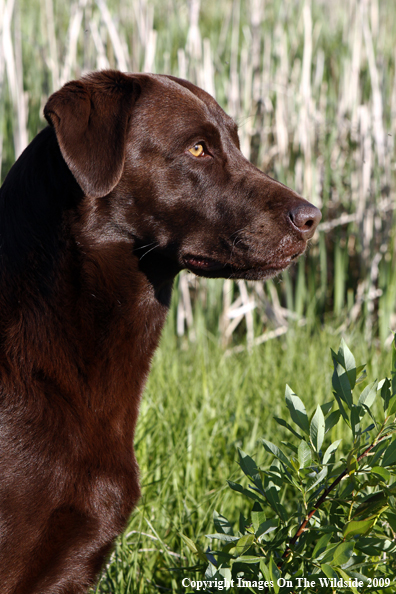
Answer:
[198, 338, 396, 593]
[282, 424, 394, 565]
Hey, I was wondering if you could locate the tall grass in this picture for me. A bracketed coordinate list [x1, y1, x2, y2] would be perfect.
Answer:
[1, 0, 395, 346]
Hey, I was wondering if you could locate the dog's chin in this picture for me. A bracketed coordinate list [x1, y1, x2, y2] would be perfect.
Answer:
[182, 251, 303, 280]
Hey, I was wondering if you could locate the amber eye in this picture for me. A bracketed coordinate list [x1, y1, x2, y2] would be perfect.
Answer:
[188, 143, 205, 157]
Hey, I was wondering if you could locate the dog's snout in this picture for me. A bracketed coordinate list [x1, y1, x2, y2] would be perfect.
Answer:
[289, 203, 322, 238]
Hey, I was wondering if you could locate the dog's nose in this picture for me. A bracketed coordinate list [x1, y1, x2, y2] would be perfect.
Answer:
[288, 203, 322, 238]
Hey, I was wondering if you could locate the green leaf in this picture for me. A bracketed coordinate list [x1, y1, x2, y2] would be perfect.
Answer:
[355, 365, 367, 385]
[388, 395, 396, 416]
[343, 516, 376, 539]
[331, 541, 354, 566]
[281, 441, 298, 455]
[227, 480, 263, 504]
[321, 401, 334, 416]
[347, 450, 358, 475]
[180, 533, 208, 562]
[335, 568, 360, 594]
[216, 567, 232, 582]
[332, 366, 353, 408]
[273, 416, 302, 440]
[269, 556, 280, 594]
[354, 537, 389, 556]
[342, 570, 370, 585]
[233, 534, 254, 557]
[382, 421, 396, 433]
[235, 555, 260, 564]
[331, 340, 357, 392]
[261, 439, 293, 470]
[357, 380, 378, 410]
[333, 390, 350, 426]
[298, 440, 312, 469]
[310, 405, 325, 452]
[213, 511, 234, 535]
[238, 448, 258, 478]
[369, 443, 389, 467]
[387, 512, 396, 532]
[392, 335, 396, 397]
[380, 378, 391, 412]
[332, 341, 356, 384]
[332, 342, 355, 408]
[363, 406, 377, 428]
[321, 563, 338, 580]
[238, 511, 249, 535]
[350, 406, 361, 439]
[251, 508, 266, 532]
[265, 465, 284, 487]
[306, 466, 328, 493]
[325, 410, 341, 434]
[354, 492, 388, 518]
[371, 466, 391, 482]
[320, 543, 341, 565]
[260, 560, 271, 584]
[256, 519, 278, 539]
[285, 385, 310, 435]
[323, 439, 342, 464]
[251, 471, 265, 494]
[263, 479, 288, 522]
[206, 533, 240, 542]
[382, 439, 396, 467]
[362, 423, 375, 435]
[312, 532, 333, 559]
[339, 339, 357, 387]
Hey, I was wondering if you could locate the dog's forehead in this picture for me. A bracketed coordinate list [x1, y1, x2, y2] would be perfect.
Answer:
[135, 74, 238, 140]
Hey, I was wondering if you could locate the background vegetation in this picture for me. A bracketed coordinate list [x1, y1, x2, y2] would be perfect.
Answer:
[1, 0, 395, 591]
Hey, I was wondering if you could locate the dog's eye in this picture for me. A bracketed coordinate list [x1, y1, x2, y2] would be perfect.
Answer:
[188, 143, 205, 157]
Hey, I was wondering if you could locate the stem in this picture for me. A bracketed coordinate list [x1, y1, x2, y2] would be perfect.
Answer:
[347, 492, 356, 521]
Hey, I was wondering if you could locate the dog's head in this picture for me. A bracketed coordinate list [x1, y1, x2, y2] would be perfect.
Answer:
[44, 70, 321, 283]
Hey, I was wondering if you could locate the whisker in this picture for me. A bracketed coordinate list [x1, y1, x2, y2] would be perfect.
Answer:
[230, 228, 247, 239]
[134, 241, 158, 252]
[139, 243, 160, 260]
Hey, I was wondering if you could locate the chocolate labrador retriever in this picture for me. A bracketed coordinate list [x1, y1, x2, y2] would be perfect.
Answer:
[0, 70, 321, 593]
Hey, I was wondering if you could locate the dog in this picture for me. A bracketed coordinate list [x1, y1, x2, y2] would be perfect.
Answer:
[0, 70, 321, 593]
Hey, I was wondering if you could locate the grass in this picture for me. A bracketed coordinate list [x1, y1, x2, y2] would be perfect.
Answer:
[92, 311, 391, 593]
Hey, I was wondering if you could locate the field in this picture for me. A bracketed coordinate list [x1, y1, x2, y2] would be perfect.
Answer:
[1, 0, 396, 592]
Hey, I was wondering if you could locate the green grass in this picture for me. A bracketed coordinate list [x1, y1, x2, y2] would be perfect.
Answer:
[93, 315, 391, 593]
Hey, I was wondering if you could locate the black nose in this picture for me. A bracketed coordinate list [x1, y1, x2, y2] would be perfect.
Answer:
[289, 203, 322, 239]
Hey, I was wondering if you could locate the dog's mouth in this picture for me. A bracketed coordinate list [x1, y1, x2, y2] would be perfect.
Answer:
[183, 256, 225, 272]
[182, 250, 303, 279]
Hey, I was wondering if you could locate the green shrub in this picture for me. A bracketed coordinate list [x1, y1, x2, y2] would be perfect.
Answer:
[193, 339, 396, 593]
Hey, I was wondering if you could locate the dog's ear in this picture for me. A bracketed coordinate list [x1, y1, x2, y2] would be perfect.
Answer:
[44, 71, 141, 198]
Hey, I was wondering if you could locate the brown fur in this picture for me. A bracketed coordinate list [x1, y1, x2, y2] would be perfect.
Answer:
[0, 70, 321, 593]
